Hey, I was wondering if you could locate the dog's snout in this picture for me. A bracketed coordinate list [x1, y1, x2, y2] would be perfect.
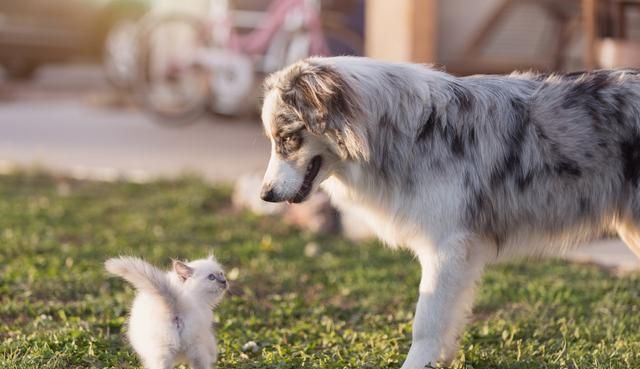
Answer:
[260, 186, 277, 202]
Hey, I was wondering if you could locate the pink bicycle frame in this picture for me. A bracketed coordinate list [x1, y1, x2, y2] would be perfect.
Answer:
[224, 0, 330, 57]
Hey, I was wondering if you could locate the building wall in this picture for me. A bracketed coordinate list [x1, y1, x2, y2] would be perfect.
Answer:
[437, 0, 640, 71]
[436, 0, 573, 69]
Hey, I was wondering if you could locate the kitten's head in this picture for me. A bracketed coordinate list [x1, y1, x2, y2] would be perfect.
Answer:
[172, 255, 227, 307]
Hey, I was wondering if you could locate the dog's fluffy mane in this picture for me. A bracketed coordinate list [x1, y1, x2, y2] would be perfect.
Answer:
[265, 57, 640, 256]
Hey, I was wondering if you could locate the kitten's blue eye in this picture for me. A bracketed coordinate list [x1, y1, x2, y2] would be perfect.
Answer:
[208, 274, 216, 281]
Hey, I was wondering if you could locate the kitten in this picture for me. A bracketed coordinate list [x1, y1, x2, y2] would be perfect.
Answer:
[105, 255, 227, 369]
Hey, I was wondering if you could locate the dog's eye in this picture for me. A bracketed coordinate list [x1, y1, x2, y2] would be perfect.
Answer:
[208, 274, 216, 281]
[282, 135, 300, 148]
[276, 134, 303, 156]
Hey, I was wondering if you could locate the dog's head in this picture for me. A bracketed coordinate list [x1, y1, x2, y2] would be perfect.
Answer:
[259, 59, 367, 203]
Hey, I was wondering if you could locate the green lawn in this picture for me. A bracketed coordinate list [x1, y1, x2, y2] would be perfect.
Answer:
[0, 172, 639, 369]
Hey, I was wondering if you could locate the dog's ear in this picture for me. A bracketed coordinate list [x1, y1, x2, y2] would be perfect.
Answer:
[172, 259, 194, 282]
[281, 63, 353, 135]
[280, 62, 368, 160]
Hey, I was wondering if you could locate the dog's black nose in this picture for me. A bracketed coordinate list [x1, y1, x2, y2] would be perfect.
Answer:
[260, 187, 277, 202]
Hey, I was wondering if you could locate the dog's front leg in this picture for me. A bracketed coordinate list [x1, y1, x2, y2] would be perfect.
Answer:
[401, 235, 485, 369]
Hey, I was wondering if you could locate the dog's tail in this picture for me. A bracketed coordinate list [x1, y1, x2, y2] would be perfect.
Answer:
[105, 256, 178, 308]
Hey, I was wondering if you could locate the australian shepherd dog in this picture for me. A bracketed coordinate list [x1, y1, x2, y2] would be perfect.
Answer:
[259, 56, 640, 368]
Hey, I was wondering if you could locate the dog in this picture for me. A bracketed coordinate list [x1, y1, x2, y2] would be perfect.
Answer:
[259, 56, 640, 368]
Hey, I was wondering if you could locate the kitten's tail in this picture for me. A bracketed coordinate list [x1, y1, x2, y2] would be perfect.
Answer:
[105, 256, 178, 308]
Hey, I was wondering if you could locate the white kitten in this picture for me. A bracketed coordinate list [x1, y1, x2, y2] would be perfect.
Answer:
[105, 255, 227, 369]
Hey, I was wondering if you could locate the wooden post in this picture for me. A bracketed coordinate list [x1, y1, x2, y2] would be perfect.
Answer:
[365, 0, 437, 63]
[582, 0, 596, 69]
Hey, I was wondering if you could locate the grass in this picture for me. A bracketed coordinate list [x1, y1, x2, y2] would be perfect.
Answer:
[0, 172, 639, 369]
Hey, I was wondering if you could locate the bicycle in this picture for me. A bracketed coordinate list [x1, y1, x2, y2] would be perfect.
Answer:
[136, 0, 360, 125]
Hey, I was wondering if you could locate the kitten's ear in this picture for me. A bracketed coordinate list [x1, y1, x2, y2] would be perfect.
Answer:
[172, 260, 194, 282]
[207, 254, 216, 262]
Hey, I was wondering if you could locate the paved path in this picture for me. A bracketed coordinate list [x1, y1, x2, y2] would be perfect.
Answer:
[0, 100, 269, 182]
[0, 65, 269, 183]
[565, 238, 640, 272]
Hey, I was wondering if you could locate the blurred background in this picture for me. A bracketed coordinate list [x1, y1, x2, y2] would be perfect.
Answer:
[1, 0, 640, 266]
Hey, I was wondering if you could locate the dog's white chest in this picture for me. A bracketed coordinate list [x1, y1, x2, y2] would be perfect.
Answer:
[323, 177, 426, 247]
[323, 171, 465, 250]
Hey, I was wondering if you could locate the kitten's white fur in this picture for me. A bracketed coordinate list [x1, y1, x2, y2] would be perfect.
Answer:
[105, 256, 227, 369]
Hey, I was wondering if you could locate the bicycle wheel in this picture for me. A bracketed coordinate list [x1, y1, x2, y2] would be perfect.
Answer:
[136, 13, 211, 126]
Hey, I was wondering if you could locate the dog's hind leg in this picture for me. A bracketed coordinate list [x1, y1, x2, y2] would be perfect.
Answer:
[616, 188, 640, 258]
[616, 220, 640, 258]
[402, 234, 488, 369]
